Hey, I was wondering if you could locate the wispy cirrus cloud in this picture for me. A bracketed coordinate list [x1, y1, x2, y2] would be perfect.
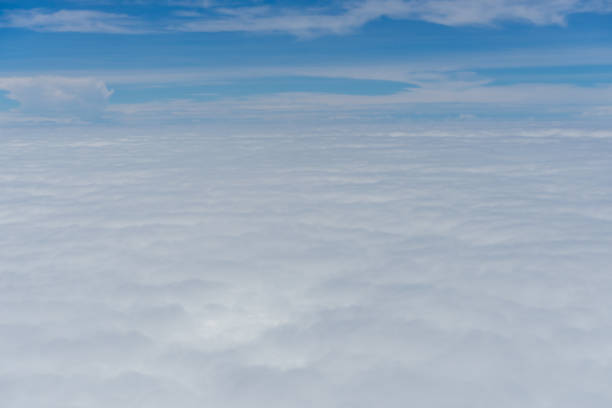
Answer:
[170, 0, 612, 37]
[398, 0, 612, 26]
[2, 0, 612, 36]
[0, 9, 147, 33]
[2, 68, 612, 125]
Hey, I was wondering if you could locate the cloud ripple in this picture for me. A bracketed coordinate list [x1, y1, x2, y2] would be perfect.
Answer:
[1, 126, 611, 406]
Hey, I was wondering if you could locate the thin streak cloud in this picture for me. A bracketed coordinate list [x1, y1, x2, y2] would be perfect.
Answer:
[0, 9, 148, 33]
[3, 0, 612, 36]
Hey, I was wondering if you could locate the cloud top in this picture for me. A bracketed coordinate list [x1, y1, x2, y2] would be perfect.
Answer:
[1, 125, 612, 407]
[0, 76, 113, 119]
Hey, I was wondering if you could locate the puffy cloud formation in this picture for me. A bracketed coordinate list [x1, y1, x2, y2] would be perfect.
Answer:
[1, 126, 612, 407]
[0, 77, 113, 120]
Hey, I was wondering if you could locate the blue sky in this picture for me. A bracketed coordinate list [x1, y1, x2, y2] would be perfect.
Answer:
[1, 0, 612, 126]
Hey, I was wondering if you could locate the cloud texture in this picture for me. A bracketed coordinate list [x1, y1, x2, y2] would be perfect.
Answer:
[1, 126, 612, 407]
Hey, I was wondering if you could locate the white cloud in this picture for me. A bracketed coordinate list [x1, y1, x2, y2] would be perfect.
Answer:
[1, 124, 612, 407]
[396, 0, 612, 26]
[0, 9, 146, 33]
[101, 81, 612, 126]
[2, 0, 612, 36]
[0, 76, 113, 120]
[175, 0, 612, 36]
[3, 69, 609, 126]
[582, 105, 612, 117]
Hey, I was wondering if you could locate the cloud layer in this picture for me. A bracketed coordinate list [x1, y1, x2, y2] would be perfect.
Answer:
[1, 125, 612, 407]
[2, 69, 612, 124]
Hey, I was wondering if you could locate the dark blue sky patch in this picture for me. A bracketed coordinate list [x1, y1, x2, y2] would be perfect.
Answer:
[0, 90, 19, 111]
[476, 64, 612, 87]
[108, 76, 417, 103]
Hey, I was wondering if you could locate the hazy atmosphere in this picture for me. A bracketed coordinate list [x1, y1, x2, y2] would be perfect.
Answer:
[2, 1, 612, 407]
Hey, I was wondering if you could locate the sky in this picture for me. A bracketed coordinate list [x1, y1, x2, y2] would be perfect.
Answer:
[2, 1, 612, 408]
[1, 0, 612, 126]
